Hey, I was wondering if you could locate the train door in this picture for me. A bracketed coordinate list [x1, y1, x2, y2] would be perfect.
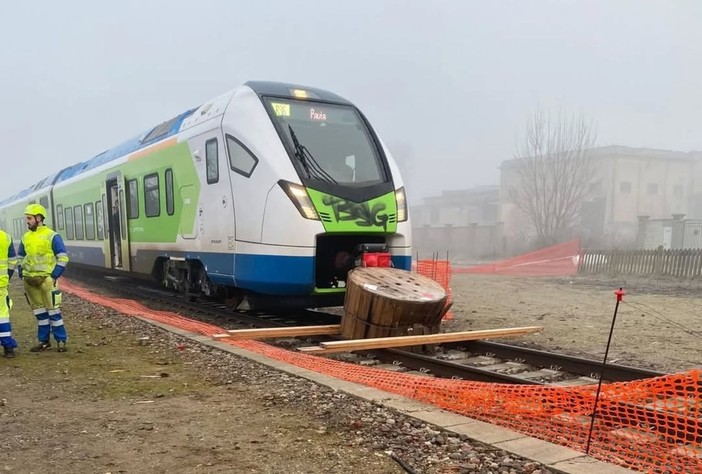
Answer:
[105, 174, 131, 271]
[179, 184, 198, 240]
[185, 132, 235, 248]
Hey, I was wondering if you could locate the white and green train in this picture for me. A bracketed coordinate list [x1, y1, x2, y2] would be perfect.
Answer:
[0, 81, 412, 307]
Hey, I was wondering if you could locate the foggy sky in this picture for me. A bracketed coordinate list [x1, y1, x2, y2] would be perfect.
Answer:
[1, 0, 700, 204]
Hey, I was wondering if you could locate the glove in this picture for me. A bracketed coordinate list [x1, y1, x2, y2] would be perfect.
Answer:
[17, 265, 22, 279]
[50, 266, 64, 280]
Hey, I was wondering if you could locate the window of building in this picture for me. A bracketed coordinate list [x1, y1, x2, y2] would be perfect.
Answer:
[674, 184, 684, 198]
[165, 168, 174, 216]
[620, 181, 632, 194]
[647, 183, 658, 195]
[226, 135, 258, 177]
[430, 207, 439, 225]
[74, 205, 84, 240]
[127, 179, 139, 219]
[206, 139, 219, 184]
[64, 207, 75, 240]
[84, 203, 95, 240]
[144, 173, 160, 217]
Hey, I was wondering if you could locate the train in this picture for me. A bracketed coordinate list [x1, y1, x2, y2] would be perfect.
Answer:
[0, 81, 412, 308]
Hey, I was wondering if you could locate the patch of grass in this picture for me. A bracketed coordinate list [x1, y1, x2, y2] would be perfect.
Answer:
[2, 280, 211, 400]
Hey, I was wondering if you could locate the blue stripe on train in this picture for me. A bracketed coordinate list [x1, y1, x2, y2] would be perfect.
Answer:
[64, 245, 412, 295]
[232, 254, 315, 295]
[65, 246, 105, 266]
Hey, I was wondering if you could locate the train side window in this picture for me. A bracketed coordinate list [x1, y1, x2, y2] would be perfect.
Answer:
[144, 173, 160, 217]
[117, 189, 127, 240]
[102, 194, 109, 234]
[95, 200, 104, 240]
[84, 203, 95, 240]
[127, 179, 139, 219]
[119, 189, 126, 240]
[206, 139, 219, 184]
[56, 204, 64, 230]
[165, 168, 174, 216]
[64, 207, 75, 240]
[74, 205, 84, 240]
[226, 135, 258, 177]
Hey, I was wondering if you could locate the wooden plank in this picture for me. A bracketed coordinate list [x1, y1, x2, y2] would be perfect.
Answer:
[298, 326, 543, 354]
[214, 324, 341, 340]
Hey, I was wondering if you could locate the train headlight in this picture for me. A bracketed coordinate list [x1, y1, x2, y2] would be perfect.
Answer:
[395, 186, 408, 222]
[279, 180, 320, 220]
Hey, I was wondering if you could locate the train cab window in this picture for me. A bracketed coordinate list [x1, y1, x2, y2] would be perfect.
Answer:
[144, 173, 160, 217]
[264, 98, 387, 185]
[127, 179, 139, 219]
[39, 196, 49, 210]
[64, 207, 75, 240]
[74, 205, 84, 240]
[95, 201, 104, 240]
[206, 139, 219, 184]
[84, 203, 96, 240]
[165, 168, 174, 215]
[226, 135, 258, 177]
[56, 205, 64, 230]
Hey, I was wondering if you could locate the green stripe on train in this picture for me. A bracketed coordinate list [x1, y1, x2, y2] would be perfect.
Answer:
[306, 189, 398, 233]
[52, 142, 200, 243]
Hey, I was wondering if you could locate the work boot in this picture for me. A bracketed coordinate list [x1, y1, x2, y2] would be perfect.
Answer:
[29, 341, 51, 352]
[57, 341, 67, 353]
[3, 346, 15, 358]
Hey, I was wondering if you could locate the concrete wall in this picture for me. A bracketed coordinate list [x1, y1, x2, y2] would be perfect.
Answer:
[412, 223, 505, 263]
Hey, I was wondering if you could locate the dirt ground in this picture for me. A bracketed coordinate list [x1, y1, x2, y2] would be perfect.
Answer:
[5, 272, 696, 473]
[0, 279, 404, 474]
[445, 273, 702, 373]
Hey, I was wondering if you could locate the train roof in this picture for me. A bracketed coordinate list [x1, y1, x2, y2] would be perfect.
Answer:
[0, 81, 349, 206]
[245, 81, 352, 105]
[54, 107, 198, 185]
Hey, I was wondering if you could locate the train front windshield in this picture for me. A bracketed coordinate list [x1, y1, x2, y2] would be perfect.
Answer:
[264, 98, 387, 186]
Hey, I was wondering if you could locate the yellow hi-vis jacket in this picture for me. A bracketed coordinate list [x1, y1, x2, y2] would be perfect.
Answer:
[0, 230, 17, 288]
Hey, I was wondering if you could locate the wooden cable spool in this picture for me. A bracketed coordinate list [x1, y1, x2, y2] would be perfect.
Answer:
[340, 267, 447, 340]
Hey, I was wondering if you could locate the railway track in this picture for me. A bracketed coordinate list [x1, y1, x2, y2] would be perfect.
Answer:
[70, 267, 339, 331]
[332, 343, 666, 385]
[68, 268, 666, 386]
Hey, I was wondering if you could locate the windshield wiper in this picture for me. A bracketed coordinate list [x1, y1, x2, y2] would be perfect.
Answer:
[287, 125, 337, 184]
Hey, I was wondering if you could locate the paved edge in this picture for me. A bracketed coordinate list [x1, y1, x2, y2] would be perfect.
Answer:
[136, 316, 636, 474]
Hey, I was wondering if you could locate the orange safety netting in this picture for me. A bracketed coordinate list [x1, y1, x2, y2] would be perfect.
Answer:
[61, 280, 701, 473]
[453, 239, 581, 277]
[416, 259, 453, 320]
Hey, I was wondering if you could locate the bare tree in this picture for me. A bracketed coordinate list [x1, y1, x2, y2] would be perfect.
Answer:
[509, 109, 597, 247]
